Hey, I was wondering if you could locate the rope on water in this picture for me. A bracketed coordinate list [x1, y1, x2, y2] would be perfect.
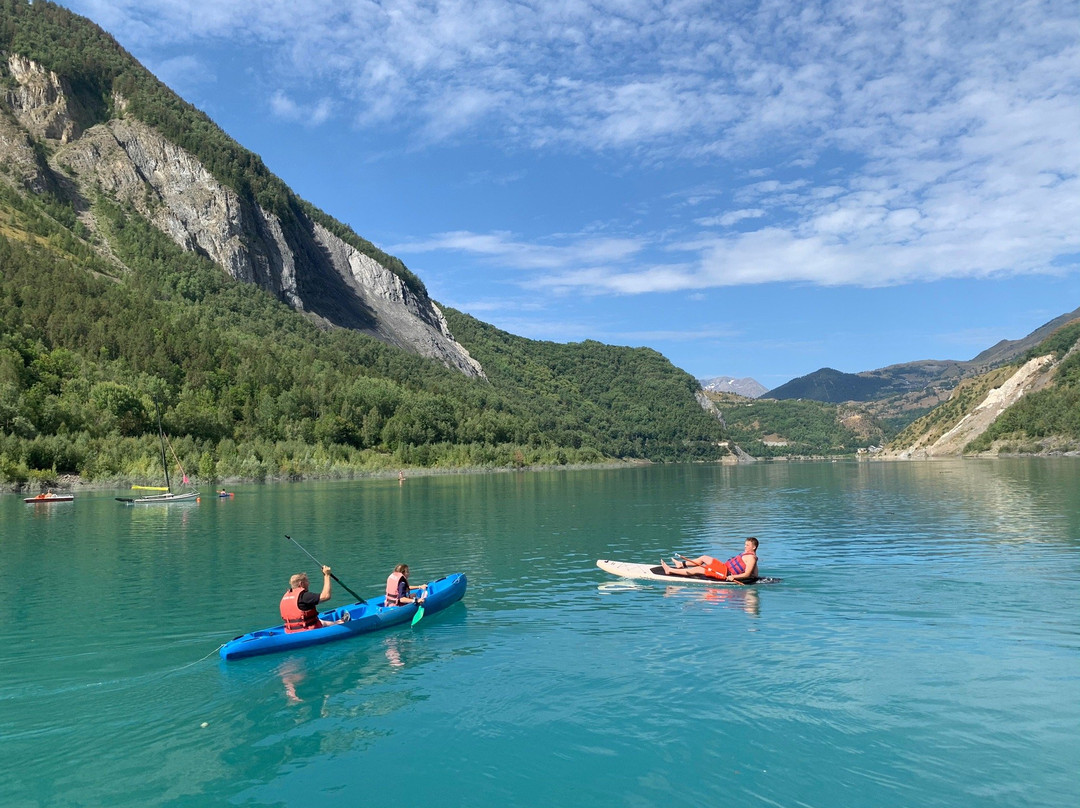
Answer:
[164, 642, 226, 675]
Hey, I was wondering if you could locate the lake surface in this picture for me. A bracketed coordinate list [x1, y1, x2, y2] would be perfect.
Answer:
[2, 460, 1078, 807]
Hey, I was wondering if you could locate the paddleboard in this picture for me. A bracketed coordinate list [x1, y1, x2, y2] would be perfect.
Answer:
[596, 559, 782, 585]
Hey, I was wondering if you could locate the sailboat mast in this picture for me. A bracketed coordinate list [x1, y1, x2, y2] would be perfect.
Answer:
[155, 401, 171, 493]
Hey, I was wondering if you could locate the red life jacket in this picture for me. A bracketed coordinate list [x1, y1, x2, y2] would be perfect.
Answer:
[280, 588, 320, 632]
[726, 551, 757, 577]
[386, 571, 408, 606]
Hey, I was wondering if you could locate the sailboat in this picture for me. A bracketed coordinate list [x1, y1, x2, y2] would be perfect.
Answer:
[116, 404, 200, 504]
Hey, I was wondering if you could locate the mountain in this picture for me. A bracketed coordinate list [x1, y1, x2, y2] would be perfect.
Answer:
[0, 1, 730, 485]
[882, 319, 1080, 457]
[698, 376, 767, 398]
[1, 1, 481, 377]
[765, 305, 1080, 405]
[969, 307, 1080, 366]
[702, 316, 1080, 460]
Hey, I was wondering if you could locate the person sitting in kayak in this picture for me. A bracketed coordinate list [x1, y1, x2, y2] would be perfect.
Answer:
[385, 564, 428, 607]
[659, 538, 760, 583]
[280, 567, 350, 632]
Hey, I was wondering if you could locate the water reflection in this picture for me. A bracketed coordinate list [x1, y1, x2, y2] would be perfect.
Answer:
[383, 636, 405, 668]
[276, 658, 310, 705]
[596, 581, 761, 615]
[25, 501, 74, 519]
[681, 585, 760, 616]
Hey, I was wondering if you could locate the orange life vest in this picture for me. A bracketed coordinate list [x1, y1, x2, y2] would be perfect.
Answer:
[699, 550, 757, 579]
[726, 550, 757, 578]
[280, 588, 320, 632]
[385, 571, 408, 606]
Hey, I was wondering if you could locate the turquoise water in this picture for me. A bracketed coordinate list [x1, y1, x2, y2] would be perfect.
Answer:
[2, 460, 1078, 807]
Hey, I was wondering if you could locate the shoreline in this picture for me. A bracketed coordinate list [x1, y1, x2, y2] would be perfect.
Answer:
[6, 451, 1080, 495]
[1, 458, 655, 494]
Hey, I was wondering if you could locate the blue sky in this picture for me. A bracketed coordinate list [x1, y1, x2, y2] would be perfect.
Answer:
[59, 0, 1080, 389]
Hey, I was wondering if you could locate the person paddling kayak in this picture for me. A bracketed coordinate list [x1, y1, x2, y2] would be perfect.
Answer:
[280, 567, 351, 632]
[660, 538, 760, 584]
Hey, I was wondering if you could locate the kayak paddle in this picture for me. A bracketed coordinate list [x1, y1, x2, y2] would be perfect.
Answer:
[284, 534, 366, 604]
[411, 602, 425, 626]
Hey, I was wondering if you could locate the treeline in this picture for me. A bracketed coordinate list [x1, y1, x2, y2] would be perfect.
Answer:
[0, 186, 727, 485]
[0, 0, 426, 297]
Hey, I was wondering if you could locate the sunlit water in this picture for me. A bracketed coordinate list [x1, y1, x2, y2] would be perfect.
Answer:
[2, 460, 1078, 807]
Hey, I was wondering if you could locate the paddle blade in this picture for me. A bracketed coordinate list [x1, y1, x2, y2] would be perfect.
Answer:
[411, 605, 425, 626]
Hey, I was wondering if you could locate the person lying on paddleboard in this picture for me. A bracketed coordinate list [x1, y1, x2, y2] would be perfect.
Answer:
[280, 567, 351, 632]
[385, 564, 428, 606]
[660, 538, 759, 583]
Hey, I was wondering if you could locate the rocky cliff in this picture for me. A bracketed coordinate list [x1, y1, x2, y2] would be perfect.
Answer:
[880, 352, 1065, 458]
[1, 54, 484, 378]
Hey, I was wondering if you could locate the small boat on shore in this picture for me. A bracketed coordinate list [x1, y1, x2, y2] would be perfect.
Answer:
[220, 572, 467, 661]
[24, 492, 74, 504]
[596, 559, 783, 585]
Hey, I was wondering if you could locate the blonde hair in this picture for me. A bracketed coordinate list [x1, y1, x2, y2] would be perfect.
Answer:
[289, 573, 309, 589]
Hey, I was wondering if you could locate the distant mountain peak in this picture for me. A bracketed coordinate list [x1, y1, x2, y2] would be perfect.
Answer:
[699, 376, 767, 398]
[764, 305, 1080, 405]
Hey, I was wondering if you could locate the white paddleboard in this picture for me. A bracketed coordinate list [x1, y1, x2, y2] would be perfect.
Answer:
[596, 559, 782, 585]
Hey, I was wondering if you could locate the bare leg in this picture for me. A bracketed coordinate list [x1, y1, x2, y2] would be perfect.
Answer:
[661, 559, 696, 577]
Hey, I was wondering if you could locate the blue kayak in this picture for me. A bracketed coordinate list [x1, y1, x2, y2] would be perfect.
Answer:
[220, 573, 466, 661]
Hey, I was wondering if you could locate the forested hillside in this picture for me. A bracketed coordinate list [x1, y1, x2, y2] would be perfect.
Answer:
[444, 312, 725, 460]
[0, 185, 728, 485]
[704, 393, 888, 458]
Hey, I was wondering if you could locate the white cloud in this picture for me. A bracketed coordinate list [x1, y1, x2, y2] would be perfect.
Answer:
[696, 209, 766, 228]
[269, 91, 334, 126]
[144, 54, 210, 93]
[61, 0, 1080, 294]
[609, 326, 743, 342]
[390, 231, 648, 271]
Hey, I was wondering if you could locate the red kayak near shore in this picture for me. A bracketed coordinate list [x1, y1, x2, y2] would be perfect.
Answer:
[24, 492, 74, 503]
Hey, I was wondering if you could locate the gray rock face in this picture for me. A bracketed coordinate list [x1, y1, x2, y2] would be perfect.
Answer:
[5, 54, 86, 143]
[310, 223, 483, 375]
[0, 104, 47, 191]
[55, 116, 304, 303]
[1, 54, 484, 378]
